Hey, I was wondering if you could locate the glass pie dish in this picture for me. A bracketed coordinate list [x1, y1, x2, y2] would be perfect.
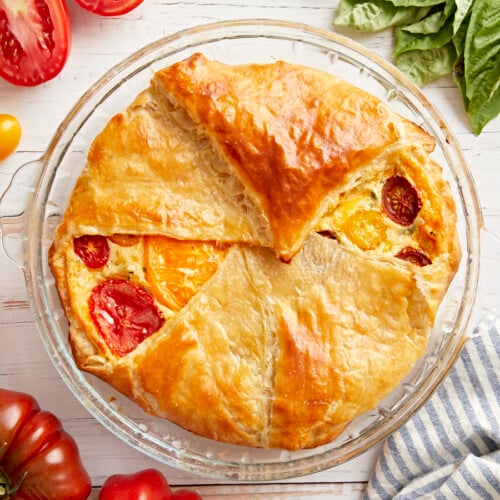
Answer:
[0, 19, 497, 480]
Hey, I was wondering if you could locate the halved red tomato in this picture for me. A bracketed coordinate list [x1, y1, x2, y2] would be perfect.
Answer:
[74, 0, 144, 17]
[0, 0, 71, 86]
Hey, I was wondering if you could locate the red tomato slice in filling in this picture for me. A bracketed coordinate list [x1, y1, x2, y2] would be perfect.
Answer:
[89, 279, 165, 357]
[0, 0, 71, 86]
[395, 246, 432, 267]
[382, 175, 422, 226]
[73, 235, 110, 268]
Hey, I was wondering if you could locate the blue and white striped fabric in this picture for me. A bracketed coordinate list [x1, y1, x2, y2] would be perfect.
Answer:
[365, 310, 500, 499]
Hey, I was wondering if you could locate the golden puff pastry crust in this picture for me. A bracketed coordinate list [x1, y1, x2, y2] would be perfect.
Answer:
[155, 53, 436, 261]
[49, 53, 460, 451]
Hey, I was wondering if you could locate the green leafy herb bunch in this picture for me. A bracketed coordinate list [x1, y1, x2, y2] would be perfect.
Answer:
[334, 0, 500, 134]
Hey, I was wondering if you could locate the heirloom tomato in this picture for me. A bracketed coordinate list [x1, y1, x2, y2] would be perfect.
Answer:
[0, 0, 71, 86]
[74, 0, 144, 17]
[0, 387, 91, 499]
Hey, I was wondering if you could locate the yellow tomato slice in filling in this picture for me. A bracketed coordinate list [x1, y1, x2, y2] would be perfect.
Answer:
[344, 209, 386, 250]
[109, 234, 141, 247]
[144, 236, 228, 310]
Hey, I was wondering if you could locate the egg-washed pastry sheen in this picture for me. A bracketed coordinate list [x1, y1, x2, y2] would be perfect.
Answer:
[49, 53, 460, 450]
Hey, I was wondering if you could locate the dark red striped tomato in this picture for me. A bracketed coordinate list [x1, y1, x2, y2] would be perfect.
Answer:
[0, 388, 91, 499]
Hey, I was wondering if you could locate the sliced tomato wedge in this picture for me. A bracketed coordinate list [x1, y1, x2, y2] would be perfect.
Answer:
[74, 0, 144, 17]
[73, 235, 110, 268]
[0, 0, 71, 86]
[395, 247, 432, 267]
[382, 176, 422, 226]
[89, 279, 165, 357]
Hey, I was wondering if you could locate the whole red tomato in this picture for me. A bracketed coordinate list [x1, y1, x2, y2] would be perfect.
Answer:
[98, 469, 204, 499]
[98, 469, 171, 499]
[0, 0, 71, 86]
[0, 387, 91, 499]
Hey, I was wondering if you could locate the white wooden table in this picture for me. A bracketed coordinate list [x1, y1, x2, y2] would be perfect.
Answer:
[1, 1, 499, 498]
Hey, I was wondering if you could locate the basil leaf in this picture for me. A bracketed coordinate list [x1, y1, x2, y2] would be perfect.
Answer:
[401, 0, 455, 35]
[395, 43, 457, 85]
[453, 65, 469, 112]
[333, 0, 431, 32]
[394, 15, 454, 57]
[452, 10, 470, 57]
[464, 0, 500, 134]
[468, 89, 500, 135]
[451, 11, 470, 110]
[453, 0, 474, 34]
[401, 11, 447, 34]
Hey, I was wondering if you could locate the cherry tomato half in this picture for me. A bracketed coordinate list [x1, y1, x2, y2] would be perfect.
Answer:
[395, 246, 432, 267]
[0, 0, 71, 86]
[74, 0, 144, 17]
[73, 234, 110, 268]
[89, 279, 165, 357]
[0, 114, 21, 160]
[382, 175, 422, 226]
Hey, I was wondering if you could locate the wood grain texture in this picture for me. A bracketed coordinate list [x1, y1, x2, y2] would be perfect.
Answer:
[1, 0, 499, 497]
[88, 482, 367, 498]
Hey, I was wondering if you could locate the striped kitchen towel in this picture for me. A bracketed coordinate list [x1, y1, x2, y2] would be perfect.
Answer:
[365, 310, 500, 499]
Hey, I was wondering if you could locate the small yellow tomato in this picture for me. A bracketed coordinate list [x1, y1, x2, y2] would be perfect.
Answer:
[0, 114, 22, 160]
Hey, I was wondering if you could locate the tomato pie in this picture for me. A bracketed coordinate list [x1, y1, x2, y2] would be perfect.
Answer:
[49, 53, 460, 450]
